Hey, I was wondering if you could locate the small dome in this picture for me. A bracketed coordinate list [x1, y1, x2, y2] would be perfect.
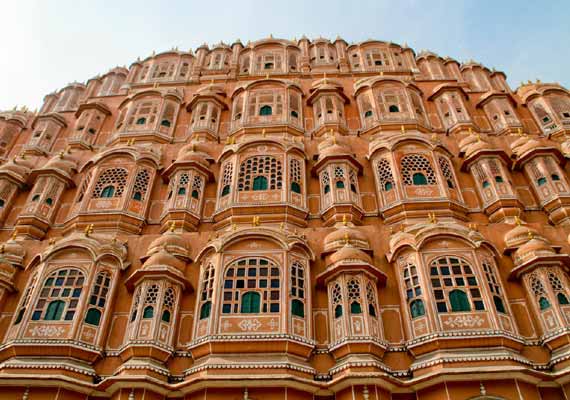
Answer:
[176, 143, 210, 167]
[40, 154, 77, 179]
[464, 138, 492, 158]
[561, 139, 570, 157]
[146, 230, 191, 260]
[330, 244, 372, 265]
[143, 250, 186, 271]
[458, 134, 478, 152]
[318, 142, 352, 160]
[510, 135, 539, 157]
[324, 226, 369, 252]
[0, 157, 32, 182]
[514, 238, 555, 264]
[504, 224, 540, 248]
[0, 236, 25, 266]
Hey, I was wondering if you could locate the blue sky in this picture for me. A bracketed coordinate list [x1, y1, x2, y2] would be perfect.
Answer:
[1, 0, 568, 110]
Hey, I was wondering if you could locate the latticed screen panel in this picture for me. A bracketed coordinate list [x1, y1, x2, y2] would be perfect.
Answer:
[92, 168, 128, 198]
[32, 268, 85, 321]
[237, 156, 283, 191]
[401, 154, 437, 185]
[132, 169, 151, 200]
[376, 158, 395, 191]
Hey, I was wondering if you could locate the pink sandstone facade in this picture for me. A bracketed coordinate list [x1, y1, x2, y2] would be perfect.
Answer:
[0, 36, 569, 399]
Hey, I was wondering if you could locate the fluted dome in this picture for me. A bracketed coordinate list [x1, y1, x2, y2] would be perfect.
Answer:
[324, 226, 370, 252]
[510, 135, 540, 157]
[144, 230, 191, 261]
[514, 237, 556, 265]
[0, 157, 32, 183]
[329, 243, 372, 265]
[37, 153, 77, 180]
[142, 250, 186, 271]
[458, 134, 478, 153]
[504, 224, 540, 248]
[464, 138, 492, 158]
[176, 143, 210, 167]
[0, 237, 25, 266]
[318, 142, 352, 160]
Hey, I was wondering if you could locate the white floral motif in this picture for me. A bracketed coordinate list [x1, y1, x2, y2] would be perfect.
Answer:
[414, 187, 433, 196]
[29, 325, 65, 337]
[238, 319, 262, 331]
[443, 315, 485, 328]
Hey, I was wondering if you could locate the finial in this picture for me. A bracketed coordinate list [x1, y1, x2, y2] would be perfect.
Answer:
[19, 152, 26, 160]
[22, 387, 30, 400]
[153, 82, 159, 89]
[479, 383, 486, 396]
[280, 222, 285, 231]
[428, 212, 437, 224]
[475, 133, 481, 142]
[0, 244, 4, 254]
[342, 214, 348, 226]
[243, 388, 249, 400]
[152, 50, 156, 57]
[468, 127, 473, 136]
[363, 386, 369, 400]
[265, 73, 270, 79]
[58, 150, 65, 159]
[401, 125, 405, 134]
[84, 224, 94, 237]
[332, 133, 337, 145]
[169, 221, 176, 232]
[431, 133, 438, 142]
[11, 230, 17, 241]
[128, 389, 135, 400]
[323, 72, 327, 84]
[527, 230, 534, 240]
[343, 232, 350, 245]
[380, 71, 384, 76]
[514, 215, 522, 226]
[48, 237, 56, 246]
[517, 127, 523, 136]
[469, 223, 478, 231]
[262, 128, 266, 137]
[232, 223, 237, 231]
[269, 33, 273, 39]
[252, 216, 260, 226]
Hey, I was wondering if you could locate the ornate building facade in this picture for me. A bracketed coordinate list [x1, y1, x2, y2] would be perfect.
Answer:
[0, 36, 570, 399]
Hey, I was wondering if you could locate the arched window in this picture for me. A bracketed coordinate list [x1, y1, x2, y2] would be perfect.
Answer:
[131, 169, 151, 202]
[336, 181, 345, 189]
[537, 177, 547, 186]
[191, 189, 199, 199]
[84, 272, 111, 326]
[253, 176, 268, 191]
[92, 168, 128, 198]
[32, 268, 84, 321]
[222, 257, 280, 314]
[401, 154, 437, 186]
[241, 292, 261, 313]
[364, 110, 373, 118]
[178, 187, 186, 195]
[101, 186, 115, 198]
[200, 302, 211, 319]
[291, 261, 306, 318]
[199, 264, 214, 320]
[449, 289, 471, 312]
[430, 256, 484, 313]
[45, 300, 65, 320]
[366, 282, 378, 318]
[410, 299, 425, 318]
[347, 279, 362, 314]
[376, 158, 395, 193]
[412, 173, 428, 185]
[388, 105, 400, 113]
[161, 287, 175, 323]
[332, 282, 343, 318]
[438, 157, 457, 189]
[32, 194, 40, 202]
[141, 284, 159, 319]
[482, 260, 508, 314]
[221, 185, 231, 196]
[45, 197, 53, 206]
[238, 156, 282, 191]
[403, 261, 425, 318]
[14, 273, 38, 325]
[482, 181, 490, 188]
[552, 174, 560, 181]
[259, 105, 272, 116]
[548, 272, 570, 306]
[289, 158, 302, 194]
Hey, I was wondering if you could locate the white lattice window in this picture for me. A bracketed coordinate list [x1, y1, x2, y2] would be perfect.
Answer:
[131, 169, 151, 201]
[161, 287, 175, 323]
[366, 281, 378, 318]
[334, 166, 346, 189]
[92, 168, 128, 198]
[237, 156, 282, 191]
[548, 271, 570, 305]
[289, 92, 301, 120]
[377, 88, 408, 116]
[130, 287, 142, 322]
[347, 278, 363, 314]
[402, 260, 425, 318]
[376, 158, 395, 192]
[240, 54, 251, 73]
[438, 156, 457, 189]
[332, 282, 343, 318]
[220, 162, 233, 197]
[529, 273, 551, 311]
[75, 171, 92, 203]
[142, 284, 159, 319]
[248, 90, 283, 118]
[401, 154, 437, 186]
[290, 158, 302, 194]
[365, 49, 390, 67]
[255, 52, 283, 72]
[291, 261, 306, 318]
[482, 260, 507, 314]
[151, 62, 176, 79]
[14, 273, 38, 325]
[84, 272, 111, 326]
[199, 264, 215, 320]
[349, 169, 359, 194]
[191, 175, 203, 199]
[160, 102, 177, 130]
[359, 94, 375, 121]
[549, 95, 570, 120]
[532, 103, 554, 127]
[222, 257, 281, 314]
[176, 173, 189, 196]
[127, 100, 160, 131]
[179, 62, 190, 78]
